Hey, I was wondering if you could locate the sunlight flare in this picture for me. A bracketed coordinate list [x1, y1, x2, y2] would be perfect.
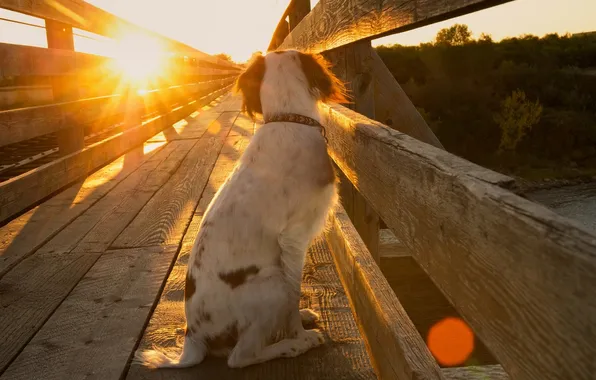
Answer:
[108, 32, 169, 86]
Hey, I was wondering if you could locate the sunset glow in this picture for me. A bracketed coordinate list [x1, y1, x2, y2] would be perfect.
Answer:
[0, 0, 594, 62]
[108, 32, 168, 84]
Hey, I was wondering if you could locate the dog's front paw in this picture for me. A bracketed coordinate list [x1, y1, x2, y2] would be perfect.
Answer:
[300, 308, 320, 327]
[301, 328, 325, 347]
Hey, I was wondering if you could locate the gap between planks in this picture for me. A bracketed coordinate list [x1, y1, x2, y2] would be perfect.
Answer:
[0, 97, 242, 376]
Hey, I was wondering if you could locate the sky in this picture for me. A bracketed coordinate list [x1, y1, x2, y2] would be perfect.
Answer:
[0, 0, 595, 62]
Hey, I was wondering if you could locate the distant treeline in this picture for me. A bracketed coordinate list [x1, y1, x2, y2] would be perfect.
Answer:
[376, 25, 596, 180]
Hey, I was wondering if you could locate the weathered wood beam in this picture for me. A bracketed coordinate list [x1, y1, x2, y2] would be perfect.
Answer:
[326, 204, 444, 379]
[0, 85, 232, 223]
[288, 0, 311, 31]
[346, 42, 380, 262]
[45, 19, 85, 155]
[321, 103, 596, 379]
[0, 0, 239, 69]
[0, 43, 237, 78]
[370, 48, 444, 149]
[268, 18, 290, 52]
[0, 78, 235, 148]
[279, 0, 515, 53]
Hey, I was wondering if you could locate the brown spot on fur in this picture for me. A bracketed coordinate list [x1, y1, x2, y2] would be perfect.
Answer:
[185, 272, 196, 300]
[206, 323, 238, 352]
[235, 54, 265, 119]
[218, 265, 260, 289]
[298, 52, 349, 104]
[199, 310, 212, 322]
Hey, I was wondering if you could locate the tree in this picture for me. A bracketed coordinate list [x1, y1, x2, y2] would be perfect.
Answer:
[435, 24, 472, 46]
[215, 53, 234, 63]
[478, 33, 493, 43]
[494, 90, 543, 151]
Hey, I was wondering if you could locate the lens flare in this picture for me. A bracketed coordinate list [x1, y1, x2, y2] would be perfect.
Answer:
[427, 317, 475, 366]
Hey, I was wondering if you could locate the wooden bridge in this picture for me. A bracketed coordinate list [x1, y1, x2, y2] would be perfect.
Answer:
[0, 1, 595, 379]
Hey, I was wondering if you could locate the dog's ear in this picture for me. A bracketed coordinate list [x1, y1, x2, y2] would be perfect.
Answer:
[235, 53, 265, 119]
[298, 52, 349, 104]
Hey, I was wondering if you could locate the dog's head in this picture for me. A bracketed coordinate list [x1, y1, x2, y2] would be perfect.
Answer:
[234, 50, 348, 119]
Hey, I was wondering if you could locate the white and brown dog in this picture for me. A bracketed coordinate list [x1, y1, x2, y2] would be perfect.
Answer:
[135, 50, 347, 369]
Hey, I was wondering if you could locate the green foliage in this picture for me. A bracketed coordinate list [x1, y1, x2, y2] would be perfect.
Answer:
[376, 26, 596, 179]
[495, 90, 543, 151]
[435, 24, 472, 46]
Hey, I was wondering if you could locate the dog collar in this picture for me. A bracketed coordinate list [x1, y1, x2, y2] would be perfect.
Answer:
[263, 113, 327, 142]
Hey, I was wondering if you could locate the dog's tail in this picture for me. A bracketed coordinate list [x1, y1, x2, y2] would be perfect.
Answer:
[133, 338, 206, 369]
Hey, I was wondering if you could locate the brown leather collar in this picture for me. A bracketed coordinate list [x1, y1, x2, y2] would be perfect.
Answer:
[263, 113, 327, 142]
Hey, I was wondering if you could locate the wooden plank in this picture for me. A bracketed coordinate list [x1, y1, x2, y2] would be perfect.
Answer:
[379, 229, 408, 258]
[288, 0, 311, 31]
[0, 135, 195, 373]
[0, 78, 234, 148]
[321, 103, 596, 379]
[0, 0, 239, 69]
[111, 111, 239, 248]
[278, 0, 514, 53]
[268, 18, 290, 51]
[325, 204, 444, 380]
[0, 246, 178, 380]
[331, 42, 380, 262]
[148, 94, 232, 142]
[0, 249, 102, 374]
[72, 140, 195, 253]
[443, 365, 508, 380]
[0, 140, 167, 277]
[0, 94, 121, 148]
[0, 89, 232, 223]
[370, 48, 445, 150]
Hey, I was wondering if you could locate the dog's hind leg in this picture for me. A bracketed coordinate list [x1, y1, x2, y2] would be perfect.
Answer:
[133, 335, 207, 369]
[226, 268, 324, 369]
[227, 328, 325, 368]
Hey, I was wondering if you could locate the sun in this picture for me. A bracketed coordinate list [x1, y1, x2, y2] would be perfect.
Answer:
[108, 32, 168, 86]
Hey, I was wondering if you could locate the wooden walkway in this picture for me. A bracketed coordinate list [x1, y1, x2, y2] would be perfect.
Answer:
[0, 94, 376, 380]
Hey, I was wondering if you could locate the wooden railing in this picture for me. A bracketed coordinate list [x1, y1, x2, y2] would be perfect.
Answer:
[0, 0, 241, 223]
[270, 1, 596, 380]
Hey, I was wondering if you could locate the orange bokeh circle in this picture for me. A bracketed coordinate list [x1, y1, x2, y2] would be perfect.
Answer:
[427, 317, 475, 366]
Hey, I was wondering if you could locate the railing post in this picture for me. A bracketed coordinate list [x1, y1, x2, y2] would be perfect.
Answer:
[288, 0, 310, 31]
[268, 18, 290, 51]
[45, 19, 84, 155]
[327, 41, 380, 262]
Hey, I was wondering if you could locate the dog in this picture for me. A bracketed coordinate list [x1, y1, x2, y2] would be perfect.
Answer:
[134, 50, 348, 370]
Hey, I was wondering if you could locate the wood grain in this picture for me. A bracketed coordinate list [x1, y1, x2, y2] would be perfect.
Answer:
[321, 103, 596, 379]
[325, 204, 444, 380]
[73, 140, 195, 253]
[278, 0, 514, 53]
[0, 88, 232, 224]
[327, 42, 381, 262]
[443, 365, 508, 380]
[1, 246, 178, 380]
[0, 140, 167, 277]
[0, 77, 234, 148]
[0, 135, 197, 372]
[0, 94, 121, 147]
[111, 111, 239, 248]
[0, 249, 102, 374]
